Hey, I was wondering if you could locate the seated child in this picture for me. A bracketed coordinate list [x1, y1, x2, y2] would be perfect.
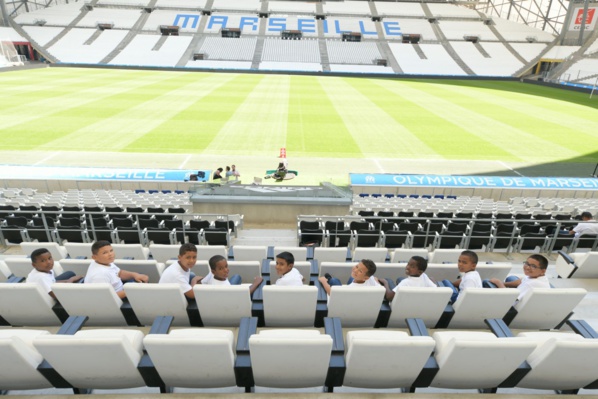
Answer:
[486, 254, 550, 301]
[438, 250, 482, 303]
[274, 251, 303, 286]
[84, 240, 149, 299]
[158, 243, 203, 299]
[379, 256, 436, 301]
[200, 255, 263, 294]
[318, 259, 378, 296]
[26, 248, 84, 300]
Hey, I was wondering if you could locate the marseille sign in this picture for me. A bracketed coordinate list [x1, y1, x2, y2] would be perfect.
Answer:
[0, 165, 209, 182]
[173, 13, 402, 36]
[350, 174, 598, 190]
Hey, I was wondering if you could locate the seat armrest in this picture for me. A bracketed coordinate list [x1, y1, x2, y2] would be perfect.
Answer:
[498, 361, 532, 388]
[557, 250, 574, 265]
[149, 316, 174, 334]
[485, 318, 514, 337]
[324, 317, 345, 391]
[235, 317, 258, 390]
[567, 319, 598, 339]
[407, 318, 429, 336]
[57, 315, 88, 335]
[324, 317, 344, 352]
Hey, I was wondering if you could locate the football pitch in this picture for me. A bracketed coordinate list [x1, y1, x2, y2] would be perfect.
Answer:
[1, 66, 597, 186]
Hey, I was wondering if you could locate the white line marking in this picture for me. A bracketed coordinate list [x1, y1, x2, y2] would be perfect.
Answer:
[498, 161, 524, 177]
[372, 158, 385, 173]
[178, 154, 192, 169]
[33, 152, 60, 166]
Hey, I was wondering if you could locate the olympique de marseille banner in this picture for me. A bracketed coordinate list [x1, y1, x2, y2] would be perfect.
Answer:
[350, 174, 598, 190]
[0, 165, 207, 182]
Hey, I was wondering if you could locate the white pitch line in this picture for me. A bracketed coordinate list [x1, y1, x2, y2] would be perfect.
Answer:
[372, 158, 385, 173]
[178, 154, 192, 169]
[498, 161, 524, 177]
[33, 152, 60, 166]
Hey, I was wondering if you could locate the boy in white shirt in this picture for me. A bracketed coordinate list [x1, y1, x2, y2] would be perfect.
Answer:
[487, 254, 550, 301]
[379, 256, 436, 301]
[318, 259, 379, 296]
[439, 250, 482, 303]
[158, 243, 203, 299]
[274, 251, 304, 286]
[84, 240, 149, 299]
[200, 255, 263, 295]
[26, 248, 83, 300]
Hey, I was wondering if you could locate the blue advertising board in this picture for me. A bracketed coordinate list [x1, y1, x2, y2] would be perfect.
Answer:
[350, 174, 598, 190]
[0, 165, 211, 182]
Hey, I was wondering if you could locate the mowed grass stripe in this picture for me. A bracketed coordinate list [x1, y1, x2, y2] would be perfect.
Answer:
[435, 83, 598, 151]
[286, 75, 361, 158]
[204, 74, 289, 155]
[384, 80, 578, 161]
[39, 72, 234, 151]
[347, 78, 512, 160]
[0, 68, 153, 113]
[125, 73, 265, 154]
[318, 76, 437, 158]
[0, 70, 184, 144]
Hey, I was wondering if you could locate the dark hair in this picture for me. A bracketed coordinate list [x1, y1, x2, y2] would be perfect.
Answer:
[179, 243, 197, 256]
[276, 251, 294, 266]
[209, 255, 226, 270]
[361, 259, 377, 277]
[217, 167, 223, 172]
[31, 248, 51, 263]
[91, 240, 111, 255]
[528, 254, 548, 270]
[460, 250, 478, 264]
[410, 256, 427, 272]
[581, 211, 593, 219]
[226, 166, 231, 171]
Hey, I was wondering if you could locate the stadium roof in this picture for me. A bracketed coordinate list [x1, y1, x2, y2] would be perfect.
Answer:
[0, 0, 569, 34]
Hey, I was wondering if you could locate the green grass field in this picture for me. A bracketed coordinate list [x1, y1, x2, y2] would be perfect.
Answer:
[0, 66, 597, 185]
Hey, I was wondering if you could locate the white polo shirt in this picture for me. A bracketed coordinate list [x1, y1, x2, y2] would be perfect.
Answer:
[517, 275, 550, 301]
[276, 267, 303, 286]
[159, 262, 192, 292]
[395, 273, 437, 290]
[201, 271, 231, 286]
[27, 269, 56, 293]
[84, 261, 123, 293]
[349, 275, 379, 286]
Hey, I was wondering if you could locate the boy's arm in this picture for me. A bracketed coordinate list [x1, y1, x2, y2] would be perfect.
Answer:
[451, 279, 461, 288]
[56, 276, 84, 283]
[503, 278, 521, 288]
[119, 269, 149, 283]
[317, 276, 332, 296]
[249, 276, 263, 294]
[378, 278, 395, 301]
[116, 290, 127, 299]
[488, 278, 506, 288]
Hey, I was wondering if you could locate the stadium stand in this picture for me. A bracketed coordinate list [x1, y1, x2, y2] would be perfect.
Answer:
[14, 0, 598, 78]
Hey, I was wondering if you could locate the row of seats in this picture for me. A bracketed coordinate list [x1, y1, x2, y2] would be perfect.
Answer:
[0, 282, 586, 331]
[3, 315, 598, 394]
[298, 218, 592, 253]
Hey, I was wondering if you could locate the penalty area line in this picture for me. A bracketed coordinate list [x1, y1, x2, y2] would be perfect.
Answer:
[498, 161, 524, 177]
[33, 152, 60, 166]
[178, 154, 192, 169]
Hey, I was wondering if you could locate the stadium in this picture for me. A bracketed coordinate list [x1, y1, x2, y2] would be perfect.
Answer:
[1, 0, 598, 397]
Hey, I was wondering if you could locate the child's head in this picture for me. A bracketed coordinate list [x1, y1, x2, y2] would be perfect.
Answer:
[178, 243, 197, 271]
[226, 166, 231, 172]
[91, 240, 114, 266]
[209, 255, 229, 281]
[31, 248, 54, 273]
[351, 259, 376, 283]
[275, 252, 294, 276]
[523, 254, 548, 278]
[405, 256, 427, 277]
[581, 211, 593, 221]
[458, 250, 478, 273]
